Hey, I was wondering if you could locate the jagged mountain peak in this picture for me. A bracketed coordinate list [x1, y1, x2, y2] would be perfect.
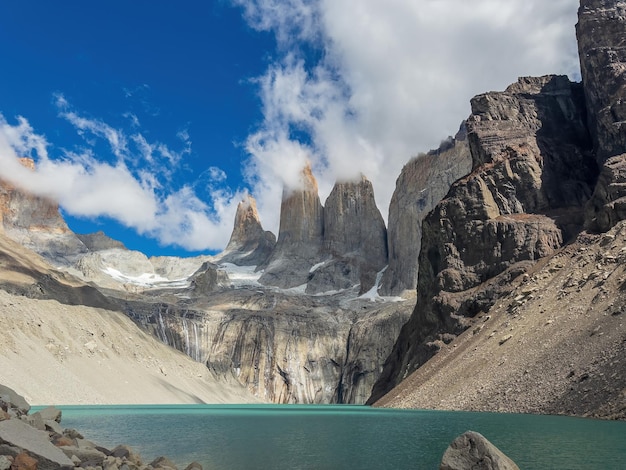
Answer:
[281, 160, 320, 197]
[217, 193, 276, 266]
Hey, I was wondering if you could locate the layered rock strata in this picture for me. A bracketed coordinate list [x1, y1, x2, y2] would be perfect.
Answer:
[369, 75, 597, 402]
[380, 127, 472, 296]
[217, 194, 276, 266]
[578, 0, 626, 231]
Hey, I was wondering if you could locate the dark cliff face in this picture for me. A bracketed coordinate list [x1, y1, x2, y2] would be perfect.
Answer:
[577, 0, 626, 162]
[578, 0, 626, 231]
[307, 175, 388, 295]
[380, 127, 472, 296]
[369, 75, 597, 403]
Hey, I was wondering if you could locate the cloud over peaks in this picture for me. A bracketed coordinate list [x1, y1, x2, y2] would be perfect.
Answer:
[235, 0, 581, 228]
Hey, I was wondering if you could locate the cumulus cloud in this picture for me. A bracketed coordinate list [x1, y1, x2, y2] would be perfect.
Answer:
[0, 1, 583, 254]
[234, 0, 581, 232]
[0, 110, 240, 251]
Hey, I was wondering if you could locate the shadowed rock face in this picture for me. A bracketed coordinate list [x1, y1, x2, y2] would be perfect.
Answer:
[578, 0, 626, 231]
[218, 194, 276, 266]
[307, 175, 388, 295]
[380, 127, 472, 296]
[258, 164, 325, 288]
[76, 231, 126, 251]
[577, 0, 626, 163]
[369, 75, 597, 403]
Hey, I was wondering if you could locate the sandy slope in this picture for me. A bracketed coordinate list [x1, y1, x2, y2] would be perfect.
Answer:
[0, 289, 259, 405]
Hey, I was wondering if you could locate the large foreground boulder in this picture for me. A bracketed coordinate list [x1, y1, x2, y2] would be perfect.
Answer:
[0, 419, 74, 469]
[440, 431, 519, 470]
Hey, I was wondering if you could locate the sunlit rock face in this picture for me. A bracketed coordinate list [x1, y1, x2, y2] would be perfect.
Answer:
[217, 194, 276, 267]
[369, 74, 597, 403]
[0, 158, 88, 264]
[380, 127, 472, 296]
[258, 164, 325, 289]
[307, 175, 388, 295]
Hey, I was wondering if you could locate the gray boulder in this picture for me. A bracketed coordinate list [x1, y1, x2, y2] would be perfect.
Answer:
[0, 385, 30, 418]
[440, 431, 519, 470]
[0, 419, 74, 469]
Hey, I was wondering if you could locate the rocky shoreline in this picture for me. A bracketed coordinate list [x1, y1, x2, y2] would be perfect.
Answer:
[0, 384, 199, 470]
[2, 383, 522, 470]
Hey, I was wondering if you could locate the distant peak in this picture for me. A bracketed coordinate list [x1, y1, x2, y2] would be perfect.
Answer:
[300, 161, 319, 193]
[19, 157, 35, 171]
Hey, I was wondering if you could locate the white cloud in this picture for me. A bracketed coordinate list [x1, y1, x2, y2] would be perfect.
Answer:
[234, 0, 581, 233]
[208, 166, 227, 183]
[0, 1, 583, 254]
[0, 111, 237, 251]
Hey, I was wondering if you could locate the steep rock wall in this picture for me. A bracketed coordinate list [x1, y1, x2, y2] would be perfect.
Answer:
[130, 291, 411, 404]
[369, 75, 596, 402]
[578, 0, 626, 231]
[258, 164, 325, 288]
[380, 127, 472, 296]
[0, 158, 87, 264]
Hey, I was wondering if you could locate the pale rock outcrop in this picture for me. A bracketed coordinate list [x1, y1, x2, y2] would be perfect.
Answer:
[217, 194, 276, 266]
[440, 431, 519, 470]
[258, 164, 324, 288]
[189, 262, 229, 294]
[369, 75, 596, 402]
[380, 127, 472, 296]
[0, 419, 74, 469]
[307, 175, 387, 295]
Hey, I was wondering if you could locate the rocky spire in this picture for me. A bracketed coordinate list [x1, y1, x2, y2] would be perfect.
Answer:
[307, 174, 388, 294]
[218, 194, 276, 266]
[258, 162, 325, 288]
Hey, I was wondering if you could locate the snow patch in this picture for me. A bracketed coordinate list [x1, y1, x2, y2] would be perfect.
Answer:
[309, 261, 326, 273]
[357, 266, 405, 303]
[102, 266, 188, 288]
[219, 263, 263, 288]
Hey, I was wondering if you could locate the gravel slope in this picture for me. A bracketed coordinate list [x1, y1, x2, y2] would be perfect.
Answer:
[375, 223, 626, 420]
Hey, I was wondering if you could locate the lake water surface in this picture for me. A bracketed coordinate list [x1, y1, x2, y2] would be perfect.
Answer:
[53, 405, 626, 469]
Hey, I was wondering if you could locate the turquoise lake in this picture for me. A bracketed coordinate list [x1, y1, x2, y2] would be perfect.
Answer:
[52, 405, 626, 469]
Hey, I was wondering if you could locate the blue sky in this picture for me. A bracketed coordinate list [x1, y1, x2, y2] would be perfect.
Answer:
[0, 0, 581, 257]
